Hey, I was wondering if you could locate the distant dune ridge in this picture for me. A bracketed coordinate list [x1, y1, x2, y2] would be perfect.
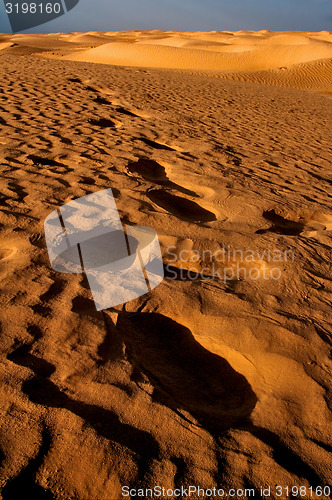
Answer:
[62, 31, 332, 72]
[1, 30, 332, 90]
[0, 29, 331, 500]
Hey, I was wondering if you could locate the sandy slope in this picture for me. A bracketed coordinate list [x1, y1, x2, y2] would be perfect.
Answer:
[1, 30, 332, 90]
[57, 30, 332, 91]
[61, 40, 332, 71]
[0, 32, 331, 500]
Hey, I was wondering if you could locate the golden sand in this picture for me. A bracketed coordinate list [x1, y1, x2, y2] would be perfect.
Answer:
[0, 31, 331, 499]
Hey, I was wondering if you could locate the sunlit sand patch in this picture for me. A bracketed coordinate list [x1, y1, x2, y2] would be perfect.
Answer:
[0, 247, 16, 260]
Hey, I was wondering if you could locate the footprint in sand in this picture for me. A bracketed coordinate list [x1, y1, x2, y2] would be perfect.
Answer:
[115, 106, 139, 117]
[256, 209, 305, 236]
[78, 175, 96, 186]
[93, 96, 112, 105]
[126, 158, 197, 196]
[92, 94, 141, 118]
[139, 137, 177, 151]
[85, 85, 101, 94]
[88, 117, 121, 128]
[116, 312, 257, 433]
[147, 189, 216, 223]
[67, 77, 85, 84]
[84, 80, 149, 118]
[256, 209, 332, 237]
[27, 155, 69, 170]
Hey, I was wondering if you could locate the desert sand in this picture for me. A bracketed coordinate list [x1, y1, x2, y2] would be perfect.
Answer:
[0, 31, 331, 499]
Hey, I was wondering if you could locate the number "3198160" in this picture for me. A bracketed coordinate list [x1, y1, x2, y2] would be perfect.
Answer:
[5, 3, 62, 14]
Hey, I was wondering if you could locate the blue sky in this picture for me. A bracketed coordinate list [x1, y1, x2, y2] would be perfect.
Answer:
[0, 0, 331, 34]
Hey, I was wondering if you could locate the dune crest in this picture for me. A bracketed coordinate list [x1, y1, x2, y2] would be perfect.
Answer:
[1, 30, 331, 90]
[62, 40, 332, 72]
[54, 30, 332, 91]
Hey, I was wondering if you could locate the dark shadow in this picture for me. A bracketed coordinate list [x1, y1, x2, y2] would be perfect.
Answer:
[256, 209, 305, 236]
[94, 96, 112, 105]
[116, 107, 138, 117]
[22, 377, 160, 479]
[39, 278, 66, 303]
[127, 158, 169, 183]
[248, 425, 323, 487]
[127, 158, 197, 196]
[140, 138, 176, 151]
[146, 189, 216, 223]
[2, 427, 54, 500]
[8, 347, 55, 378]
[7, 303, 318, 487]
[85, 86, 99, 93]
[78, 176, 96, 185]
[8, 312, 160, 483]
[307, 171, 332, 186]
[27, 156, 66, 168]
[7, 181, 28, 202]
[30, 304, 52, 318]
[110, 312, 257, 435]
[68, 77, 83, 83]
[98, 311, 125, 365]
[88, 118, 116, 128]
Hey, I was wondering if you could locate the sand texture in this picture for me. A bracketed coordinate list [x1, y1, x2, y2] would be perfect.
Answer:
[0, 31, 331, 499]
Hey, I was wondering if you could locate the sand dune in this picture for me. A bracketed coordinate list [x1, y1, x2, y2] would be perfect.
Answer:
[218, 58, 332, 90]
[1, 30, 331, 90]
[0, 42, 13, 51]
[53, 30, 332, 91]
[0, 30, 331, 499]
[62, 40, 332, 71]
